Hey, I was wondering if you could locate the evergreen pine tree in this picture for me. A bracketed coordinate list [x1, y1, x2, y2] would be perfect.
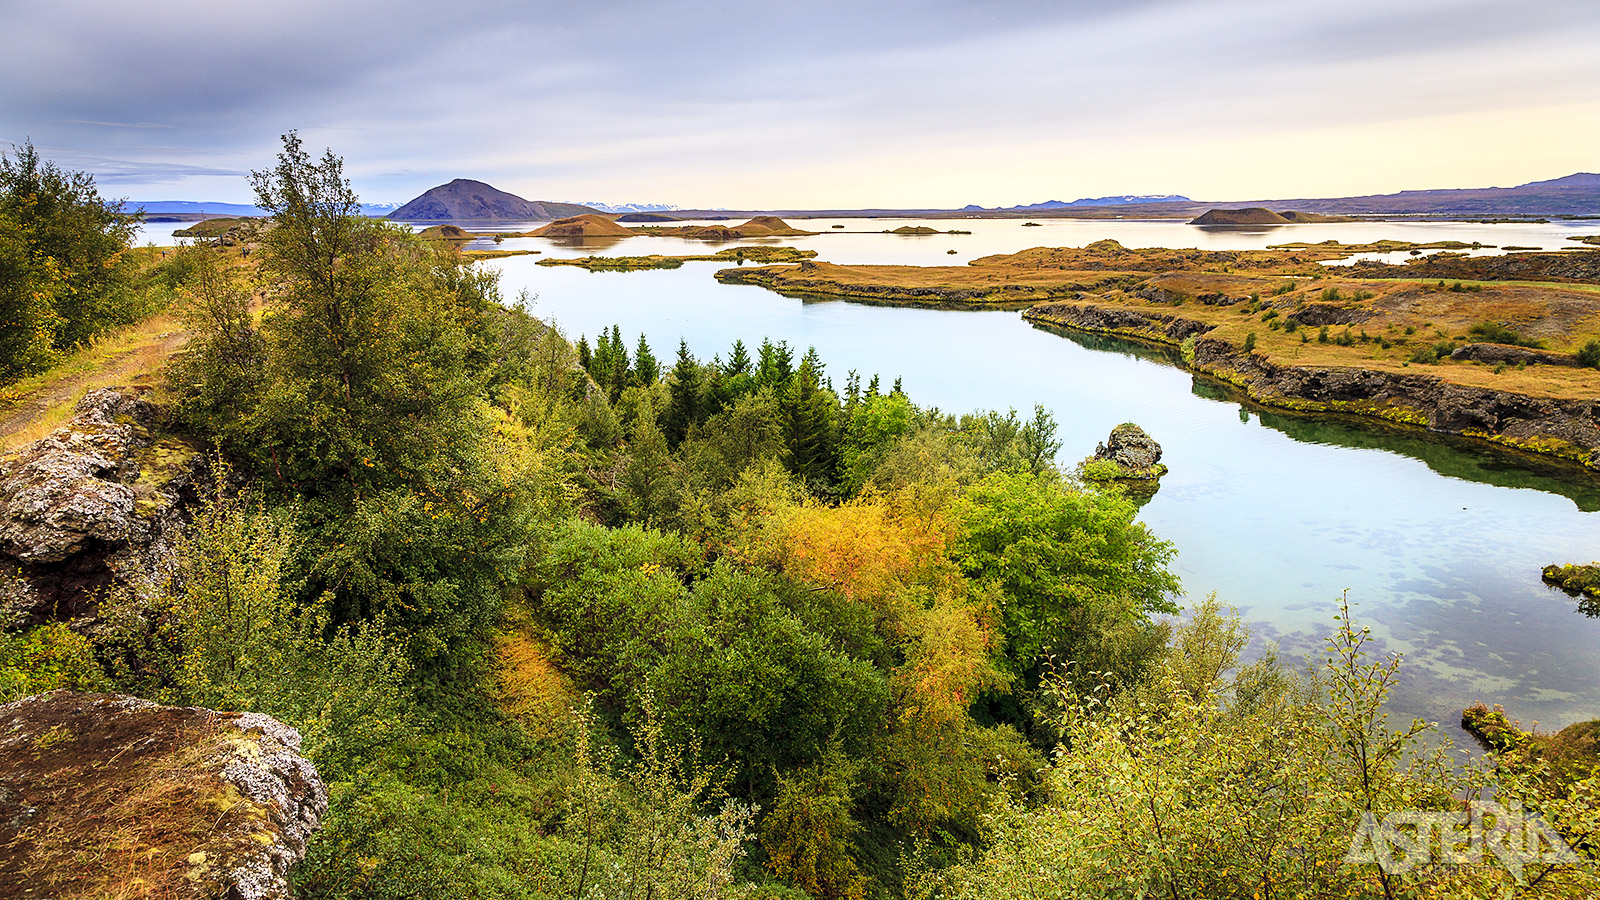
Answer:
[634, 333, 659, 385]
[575, 335, 592, 373]
[725, 339, 752, 376]
[756, 338, 793, 388]
[782, 348, 840, 487]
[662, 340, 702, 448]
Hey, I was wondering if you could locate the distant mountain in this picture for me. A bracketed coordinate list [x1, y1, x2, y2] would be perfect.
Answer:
[572, 201, 681, 214]
[389, 180, 599, 221]
[1242, 173, 1600, 217]
[1011, 194, 1191, 210]
[131, 200, 266, 216]
[961, 194, 1191, 212]
[134, 200, 403, 218]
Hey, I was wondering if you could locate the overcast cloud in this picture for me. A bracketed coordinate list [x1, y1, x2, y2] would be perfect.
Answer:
[3, 0, 1597, 207]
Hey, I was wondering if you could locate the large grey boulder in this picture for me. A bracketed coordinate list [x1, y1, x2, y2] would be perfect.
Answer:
[1091, 423, 1167, 477]
[0, 389, 205, 626]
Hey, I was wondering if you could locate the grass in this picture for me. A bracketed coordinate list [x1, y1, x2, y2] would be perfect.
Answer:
[0, 311, 185, 453]
[0, 698, 267, 900]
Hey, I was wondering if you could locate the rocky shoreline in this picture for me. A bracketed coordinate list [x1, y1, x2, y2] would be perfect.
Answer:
[1024, 302, 1600, 470]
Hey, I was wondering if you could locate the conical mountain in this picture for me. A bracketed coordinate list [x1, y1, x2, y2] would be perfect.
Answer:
[389, 179, 599, 221]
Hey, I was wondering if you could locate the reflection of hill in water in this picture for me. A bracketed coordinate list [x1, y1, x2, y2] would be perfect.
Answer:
[1035, 322, 1600, 511]
[1243, 401, 1600, 512]
[1031, 323, 1181, 365]
[542, 235, 628, 251]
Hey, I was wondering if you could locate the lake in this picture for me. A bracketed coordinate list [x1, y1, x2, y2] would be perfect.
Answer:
[148, 215, 1600, 736]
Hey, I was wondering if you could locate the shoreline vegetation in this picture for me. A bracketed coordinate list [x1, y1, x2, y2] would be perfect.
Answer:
[714, 240, 1600, 469]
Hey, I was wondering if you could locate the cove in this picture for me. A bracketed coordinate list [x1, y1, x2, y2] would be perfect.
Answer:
[433, 218, 1600, 734]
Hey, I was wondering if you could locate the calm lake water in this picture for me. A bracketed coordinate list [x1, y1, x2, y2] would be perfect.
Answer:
[147, 216, 1600, 735]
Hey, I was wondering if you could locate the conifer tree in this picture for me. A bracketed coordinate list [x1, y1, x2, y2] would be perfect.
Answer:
[725, 339, 752, 376]
[633, 333, 659, 385]
[575, 335, 592, 372]
[662, 340, 701, 448]
[756, 338, 793, 388]
[782, 347, 840, 487]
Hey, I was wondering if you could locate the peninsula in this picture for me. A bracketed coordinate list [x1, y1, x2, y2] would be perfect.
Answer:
[717, 240, 1600, 468]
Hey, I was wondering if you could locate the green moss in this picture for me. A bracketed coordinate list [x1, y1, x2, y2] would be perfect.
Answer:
[1542, 562, 1600, 600]
[1461, 703, 1522, 753]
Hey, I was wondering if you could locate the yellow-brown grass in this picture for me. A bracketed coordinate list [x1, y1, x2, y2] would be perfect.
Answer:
[0, 313, 186, 452]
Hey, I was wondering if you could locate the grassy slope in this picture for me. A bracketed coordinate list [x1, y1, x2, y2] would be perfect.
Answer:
[0, 312, 187, 452]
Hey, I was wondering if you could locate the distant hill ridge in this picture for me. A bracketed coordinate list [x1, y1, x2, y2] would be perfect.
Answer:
[998, 194, 1192, 211]
[389, 179, 599, 221]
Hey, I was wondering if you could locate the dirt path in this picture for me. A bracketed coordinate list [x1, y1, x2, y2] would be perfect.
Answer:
[0, 325, 188, 450]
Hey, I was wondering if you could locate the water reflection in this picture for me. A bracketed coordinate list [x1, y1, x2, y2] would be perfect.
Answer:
[1038, 322, 1600, 512]
[1249, 407, 1600, 513]
[540, 235, 628, 251]
[1193, 224, 1287, 236]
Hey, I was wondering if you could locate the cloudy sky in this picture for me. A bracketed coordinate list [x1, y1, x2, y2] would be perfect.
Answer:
[3, 0, 1597, 209]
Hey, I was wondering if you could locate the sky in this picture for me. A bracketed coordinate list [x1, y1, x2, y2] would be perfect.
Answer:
[3, 0, 1598, 209]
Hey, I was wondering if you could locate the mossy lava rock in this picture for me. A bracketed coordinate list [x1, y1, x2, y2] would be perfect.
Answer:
[1080, 423, 1167, 503]
[1083, 423, 1168, 480]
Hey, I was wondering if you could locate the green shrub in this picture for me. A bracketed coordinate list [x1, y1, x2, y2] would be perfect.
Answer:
[0, 622, 105, 702]
[1576, 339, 1600, 369]
[1243, 332, 1257, 352]
[1079, 458, 1124, 481]
[1468, 321, 1537, 347]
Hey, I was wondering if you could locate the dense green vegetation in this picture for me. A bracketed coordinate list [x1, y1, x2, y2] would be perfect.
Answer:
[4, 136, 1598, 898]
[0, 141, 171, 383]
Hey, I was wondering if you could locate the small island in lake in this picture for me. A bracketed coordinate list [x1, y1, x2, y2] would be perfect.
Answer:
[529, 214, 639, 238]
[537, 245, 817, 271]
[887, 225, 971, 235]
[1191, 208, 1355, 225]
[1079, 423, 1167, 503]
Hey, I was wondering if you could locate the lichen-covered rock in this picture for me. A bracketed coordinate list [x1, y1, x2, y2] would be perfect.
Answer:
[0, 691, 327, 899]
[1090, 423, 1168, 478]
[0, 389, 205, 627]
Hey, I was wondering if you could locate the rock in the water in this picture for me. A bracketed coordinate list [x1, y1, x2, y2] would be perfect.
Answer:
[0, 389, 204, 627]
[1090, 423, 1167, 477]
[0, 691, 328, 899]
[1079, 424, 1167, 505]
